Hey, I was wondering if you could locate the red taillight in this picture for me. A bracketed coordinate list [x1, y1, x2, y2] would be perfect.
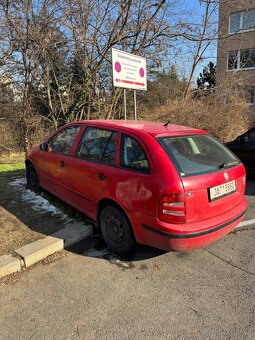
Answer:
[158, 193, 186, 224]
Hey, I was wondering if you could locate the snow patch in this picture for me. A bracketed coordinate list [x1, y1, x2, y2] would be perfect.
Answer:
[8, 177, 78, 227]
[8, 177, 26, 187]
[86, 249, 110, 257]
[86, 248, 131, 268]
[109, 258, 130, 268]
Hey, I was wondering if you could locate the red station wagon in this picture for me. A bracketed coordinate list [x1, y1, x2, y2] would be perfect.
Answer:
[25, 120, 247, 254]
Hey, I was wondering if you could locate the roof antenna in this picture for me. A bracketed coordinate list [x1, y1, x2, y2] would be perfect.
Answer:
[164, 120, 170, 127]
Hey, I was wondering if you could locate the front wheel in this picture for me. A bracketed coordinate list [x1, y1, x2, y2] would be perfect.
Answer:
[26, 164, 39, 192]
[99, 206, 136, 255]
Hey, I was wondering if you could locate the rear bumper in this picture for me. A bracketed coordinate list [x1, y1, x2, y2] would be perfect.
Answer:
[131, 199, 247, 251]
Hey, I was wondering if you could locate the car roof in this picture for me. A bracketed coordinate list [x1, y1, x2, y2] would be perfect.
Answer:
[72, 120, 206, 137]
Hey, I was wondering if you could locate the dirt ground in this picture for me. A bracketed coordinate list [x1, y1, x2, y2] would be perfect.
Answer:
[0, 163, 91, 256]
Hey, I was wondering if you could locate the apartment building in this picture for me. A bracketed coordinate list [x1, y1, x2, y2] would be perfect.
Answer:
[217, 0, 255, 106]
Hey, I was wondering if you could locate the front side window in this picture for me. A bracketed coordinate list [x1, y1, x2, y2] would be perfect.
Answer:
[120, 134, 149, 173]
[76, 127, 117, 165]
[158, 135, 240, 177]
[49, 126, 80, 155]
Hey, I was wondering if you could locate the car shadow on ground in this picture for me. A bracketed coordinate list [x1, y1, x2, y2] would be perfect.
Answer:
[0, 169, 91, 255]
[0, 169, 167, 261]
[1, 169, 254, 261]
[68, 235, 167, 263]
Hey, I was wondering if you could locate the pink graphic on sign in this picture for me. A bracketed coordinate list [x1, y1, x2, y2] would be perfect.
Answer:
[116, 79, 145, 86]
[139, 67, 145, 78]
[115, 62, 121, 73]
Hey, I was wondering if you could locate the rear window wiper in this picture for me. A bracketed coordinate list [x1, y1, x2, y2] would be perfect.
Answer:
[219, 161, 239, 169]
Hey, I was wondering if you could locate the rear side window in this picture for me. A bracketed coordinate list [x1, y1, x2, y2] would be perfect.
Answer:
[158, 135, 240, 177]
[120, 134, 149, 173]
[49, 126, 80, 155]
[76, 127, 117, 166]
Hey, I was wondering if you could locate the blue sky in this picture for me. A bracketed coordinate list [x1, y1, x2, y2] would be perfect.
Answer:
[169, 0, 218, 82]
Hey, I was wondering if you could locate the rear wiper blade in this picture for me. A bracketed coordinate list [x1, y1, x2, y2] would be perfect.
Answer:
[219, 161, 239, 169]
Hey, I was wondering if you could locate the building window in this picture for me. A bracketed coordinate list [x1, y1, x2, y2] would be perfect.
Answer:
[243, 10, 255, 30]
[228, 51, 238, 70]
[240, 49, 255, 69]
[229, 13, 241, 33]
[227, 48, 255, 70]
[229, 9, 255, 34]
[245, 86, 255, 105]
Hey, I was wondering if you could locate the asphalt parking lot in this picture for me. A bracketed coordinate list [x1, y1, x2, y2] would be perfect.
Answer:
[0, 230, 254, 340]
[0, 180, 254, 340]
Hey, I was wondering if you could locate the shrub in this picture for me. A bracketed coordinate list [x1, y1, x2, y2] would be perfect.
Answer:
[138, 79, 254, 142]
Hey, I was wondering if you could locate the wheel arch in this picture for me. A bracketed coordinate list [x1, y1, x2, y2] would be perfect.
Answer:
[25, 159, 40, 176]
[96, 198, 136, 237]
[97, 198, 128, 221]
[25, 159, 35, 169]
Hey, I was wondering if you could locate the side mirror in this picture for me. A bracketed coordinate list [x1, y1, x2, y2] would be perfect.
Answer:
[39, 142, 48, 151]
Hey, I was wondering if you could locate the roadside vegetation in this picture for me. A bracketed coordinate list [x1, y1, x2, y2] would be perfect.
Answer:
[0, 163, 25, 172]
[0, 0, 253, 153]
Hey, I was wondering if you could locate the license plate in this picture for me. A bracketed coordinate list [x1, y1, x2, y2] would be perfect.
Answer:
[209, 180, 236, 201]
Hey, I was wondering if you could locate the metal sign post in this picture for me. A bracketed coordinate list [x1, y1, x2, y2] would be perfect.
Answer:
[124, 88, 127, 120]
[134, 90, 137, 120]
[112, 48, 146, 120]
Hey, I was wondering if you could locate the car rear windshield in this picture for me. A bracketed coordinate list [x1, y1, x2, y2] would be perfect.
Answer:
[157, 134, 240, 177]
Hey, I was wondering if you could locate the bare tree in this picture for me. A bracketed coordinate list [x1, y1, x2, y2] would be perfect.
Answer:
[0, 0, 63, 148]
[60, 0, 182, 120]
[1, 0, 231, 151]
[182, 0, 219, 99]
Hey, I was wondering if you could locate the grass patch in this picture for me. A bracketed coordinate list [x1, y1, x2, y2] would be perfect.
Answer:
[0, 162, 25, 172]
[0, 162, 92, 256]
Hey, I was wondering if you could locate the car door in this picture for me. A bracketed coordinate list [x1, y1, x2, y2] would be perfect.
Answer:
[116, 133, 155, 216]
[38, 125, 81, 198]
[233, 129, 255, 170]
[66, 126, 118, 218]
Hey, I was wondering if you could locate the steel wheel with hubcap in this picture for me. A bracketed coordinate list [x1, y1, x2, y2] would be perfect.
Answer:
[100, 206, 135, 254]
[26, 164, 39, 191]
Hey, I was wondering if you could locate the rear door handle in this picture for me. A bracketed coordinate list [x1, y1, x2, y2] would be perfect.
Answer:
[60, 160, 67, 167]
[97, 173, 108, 180]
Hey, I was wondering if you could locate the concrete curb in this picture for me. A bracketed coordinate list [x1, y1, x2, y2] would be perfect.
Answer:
[0, 223, 93, 278]
[52, 223, 93, 248]
[15, 236, 64, 268]
[1, 220, 253, 279]
[0, 255, 21, 278]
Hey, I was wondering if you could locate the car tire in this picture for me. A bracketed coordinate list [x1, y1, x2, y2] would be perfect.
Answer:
[100, 206, 136, 255]
[26, 164, 39, 192]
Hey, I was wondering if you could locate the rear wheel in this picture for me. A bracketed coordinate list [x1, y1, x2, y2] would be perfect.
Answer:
[99, 206, 135, 254]
[26, 164, 39, 191]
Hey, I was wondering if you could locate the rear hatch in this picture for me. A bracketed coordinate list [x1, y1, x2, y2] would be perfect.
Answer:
[158, 134, 246, 223]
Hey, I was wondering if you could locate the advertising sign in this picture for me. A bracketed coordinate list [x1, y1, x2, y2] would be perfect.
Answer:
[112, 48, 147, 91]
